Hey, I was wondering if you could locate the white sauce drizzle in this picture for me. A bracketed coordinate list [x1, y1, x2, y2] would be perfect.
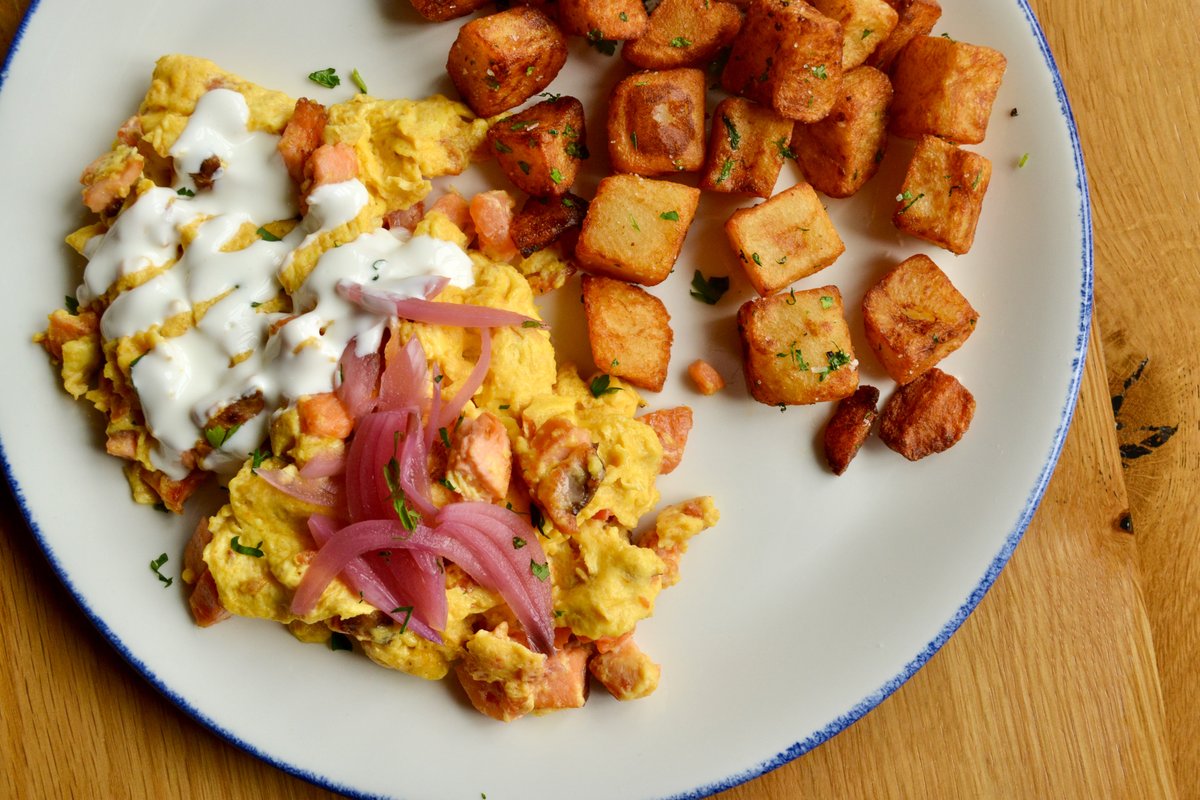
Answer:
[82, 88, 475, 479]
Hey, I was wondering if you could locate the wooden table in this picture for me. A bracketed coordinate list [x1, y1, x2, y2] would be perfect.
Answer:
[2, 0, 1195, 797]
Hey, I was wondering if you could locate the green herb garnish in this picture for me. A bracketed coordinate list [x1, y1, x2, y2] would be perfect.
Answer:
[64, 295, 79, 315]
[590, 374, 622, 398]
[250, 446, 270, 469]
[669, 36, 692, 48]
[512, 536, 527, 549]
[205, 423, 241, 448]
[659, 210, 679, 221]
[493, 140, 513, 154]
[350, 68, 368, 94]
[722, 114, 740, 150]
[530, 560, 550, 581]
[392, 605, 414, 634]
[149, 553, 172, 587]
[517, 160, 532, 175]
[715, 157, 734, 184]
[690, 270, 730, 305]
[308, 67, 340, 89]
[549, 167, 564, 184]
[256, 226, 281, 242]
[329, 632, 353, 651]
[811, 64, 828, 80]
[176, 187, 195, 198]
[230, 536, 264, 558]
[820, 295, 834, 309]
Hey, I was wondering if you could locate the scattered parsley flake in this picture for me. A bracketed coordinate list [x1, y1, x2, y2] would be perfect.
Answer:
[898, 191, 925, 214]
[751, 252, 763, 266]
[392, 605, 414, 634]
[64, 295, 79, 315]
[538, 91, 563, 101]
[669, 36, 692, 48]
[972, 170, 983, 189]
[256, 226, 281, 242]
[512, 536, 527, 549]
[774, 136, 796, 160]
[530, 504, 547, 535]
[176, 187, 195, 197]
[629, 214, 641, 232]
[526, 65, 535, 76]
[811, 64, 828, 80]
[521, 319, 541, 328]
[660, 210, 680, 221]
[776, 342, 809, 372]
[517, 160, 532, 175]
[715, 157, 734, 183]
[1010, 107, 1019, 117]
[785, 288, 797, 305]
[384, 433, 420, 533]
[149, 553, 172, 587]
[586, 32, 618, 55]
[820, 295, 834, 309]
[590, 374, 622, 397]
[350, 68, 368, 94]
[205, 423, 241, 448]
[565, 141, 588, 159]
[630, 131, 639, 150]
[250, 446, 270, 469]
[619, 11, 628, 20]
[230, 536, 265, 558]
[722, 114, 740, 150]
[690, 270, 730, 305]
[861, 28, 873, 39]
[1018, 152, 1030, 168]
[308, 67, 340, 89]
[484, 75, 501, 91]
[562, 197, 576, 208]
[530, 560, 551, 581]
[493, 140, 513, 154]
[329, 632, 353, 651]
[550, 167, 564, 184]
[439, 426, 451, 448]
[509, 120, 534, 131]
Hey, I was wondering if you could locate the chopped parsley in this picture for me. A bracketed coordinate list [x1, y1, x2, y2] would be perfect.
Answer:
[64, 295, 79, 315]
[538, 91, 563, 101]
[565, 141, 589, 159]
[669, 36, 692, 48]
[629, 214, 641, 232]
[722, 114, 740, 150]
[630, 131, 639, 150]
[530, 560, 551, 581]
[715, 157, 734, 184]
[493, 140, 513, 154]
[307, 67, 340, 89]
[484, 75, 501, 91]
[751, 252, 763, 266]
[250, 446, 270, 469]
[971, 170, 983, 189]
[774, 136, 796, 160]
[205, 423, 241, 448]
[517, 160, 532, 175]
[256, 226, 281, 242]
[861, 28, 873, 39]
[659, 210, 680, 221]
[776, 255, 788, 265]
[230, 536, 265, 558]
[439, 477, 458, 492]
[549, 167, 564, 184]
[896, 190, 925, 214]
[810, 64, 828, 80]
[1010, 107, 1019, 117]
[439, 426, 451, 448]
[619, 11, 628, 20]
[825, 348, 852, 371]
[384, 433, 420, 533]
[509, 120, 535, 131]
[176, 187, 195, 198]
[526, 65, 535, 76]
[1017, 152, 1030, 168]
[530, 503, 547, 535]
[689, 270, 730, 305]
[590, 374, 623, 397]
[562, 197, 576, 208]
[392, 605, 414, 634]
[586, 31, 618, 56]
[350, 68, 368, 94]
[785, 288, 797, 305]
[329, 632, 353, 651]
[149, 553, 172, 588]
[776, 342, 809, 372]
[521, 319, 541, 329]
[820, 295, 834, 309]
[512, 536, 527, 549]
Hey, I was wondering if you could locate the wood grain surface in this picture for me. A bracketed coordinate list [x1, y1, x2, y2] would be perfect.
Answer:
[1, 0, 1195, 797]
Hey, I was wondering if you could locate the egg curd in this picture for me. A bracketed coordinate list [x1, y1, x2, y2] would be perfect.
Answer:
[38, 55, 718, 719]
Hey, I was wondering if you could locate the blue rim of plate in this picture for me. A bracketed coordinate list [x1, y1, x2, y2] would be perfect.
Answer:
[0, 0, 1092, 797]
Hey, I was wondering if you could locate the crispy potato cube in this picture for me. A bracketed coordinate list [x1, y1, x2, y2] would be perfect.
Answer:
[608, 68, 707, 175]
[823, 384, 879, 474]
[893, 134, 992, 254]
[862, 253, 979, 383]
[889, 35, 1007, 144]
[700, 97, 794, 198]
[582, 275, 674, 392]
[409, 0, 492, 21]
[558, 0, 649, 40]
[879, 367, 974, 459]
[511, 193, 588, 257]
[446, 8, 568, 117]
[866, 0, 942, 71]
[639, 406, 693, 473]
[791, 66, 893, 198]
[688, 359, 726, 395]
[808, 0, 899, 69]
[576, 174, 700, 285]
[725, 184, 845, 296]
[720, 0, 843, 123]
[488, 96, 588, 197]
[622, 0, 743, 70]
[737, 286, 858, 405]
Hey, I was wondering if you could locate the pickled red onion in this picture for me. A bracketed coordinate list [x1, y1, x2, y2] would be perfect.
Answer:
[337, 279, 545, 329]
[254, 468, 341, 509]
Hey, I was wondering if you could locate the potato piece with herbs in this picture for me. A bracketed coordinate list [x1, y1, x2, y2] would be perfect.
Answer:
[823, 384, 879, 474]
[808, 0, 898, 69]
[790, 65, 893, 198]
[878, 367, 975, 460]
[409, 0, 492, 21]
[487, 96, 588, 197]
[866, 0, 942, 71]
[511, 193, 588, 257]
[725, 184, 845, 296]
[622, 0, 743, 70]
[582, 275, 674, 392]
[737, 286, 859, 406]
[576, 174, 700, 285]
[700, 97, 794, 198]
[893, 134, 992, 254]
[608, 68, 707, 176]
[862, 254, 978, 384]
[720, 0, 843, 123]
[558, 0, 649, 41]
[889, 35, 1007, 144]
[446, 7, 568, 117]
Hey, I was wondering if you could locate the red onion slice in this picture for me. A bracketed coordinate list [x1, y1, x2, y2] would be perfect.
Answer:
[255, 468, 341, 509]
[378, 335, 429, 414]
[335, 340, 381, 421]
[298, 450, 346, 479]
[337, 280, 544, 329]
[437, 327, 492, 430]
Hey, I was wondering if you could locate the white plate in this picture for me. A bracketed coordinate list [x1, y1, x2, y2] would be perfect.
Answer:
[0, 2, 1090, 798]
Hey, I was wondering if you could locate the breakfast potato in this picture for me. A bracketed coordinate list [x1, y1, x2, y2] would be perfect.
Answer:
[700, 97, 794, 198]
[725, 183, 845, 296]
[807, 0, 899, 69]
[558, 0, 649, 40]
[575, 174, 700, 285]
[446, 7, 568, 117]
[622, 0, 743, 70]
[862, 253, 979, 383]
[511, 193, 588, 257]
[866, 0, 942, 71]
[737, 286, 859, 406]
[878, 367, 975, 459]
[487, 96, 588, 197]
[823, 384, 879, 474]
[409, 0, 493, 21]
[720, 0, 843, 123]
[639, 406, 693, 473]
[608, 68, 707, 175]
[889, 35, 1007, 144]
[791, 65, 893, 198]
[582, 275, 674, 392]
[893, 134, 992, 254]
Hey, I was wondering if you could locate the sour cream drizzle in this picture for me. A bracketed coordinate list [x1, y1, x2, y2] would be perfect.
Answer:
[82, 88, 475, 479]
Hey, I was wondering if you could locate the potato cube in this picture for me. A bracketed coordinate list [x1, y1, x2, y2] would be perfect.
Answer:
[893, 134, 992, 254]
[582, 275, 674, 392]
[823, 384, 879, 474]
[576, 174, 700, 285]
[638, 406, 693, 473]
[488, 96, 588, 197]
[889, 35, 1007, 144]
[725, 184, 845, 296]
[511, 193, 588, 257]
[558, 0, 649, 40]
[608, 68, 707, 175]
[700, 97, 795, 198]
[866, 0, 942, 71]
[409, 0, 492, 21]
[878, 367, 975, 460]
[622, 0, 743, 70]
[862, 254, 978, 384]
[737, 286, 858, 406]
[446, 8, 568, 117]
[791, 65, 893, 198]
[721, 0, 844, 123]
[808, 0, 899, 69]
